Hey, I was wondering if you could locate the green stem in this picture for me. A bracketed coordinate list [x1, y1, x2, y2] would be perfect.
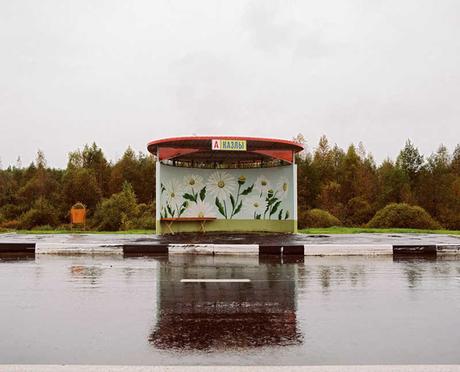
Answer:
[230, 184, 242, 219]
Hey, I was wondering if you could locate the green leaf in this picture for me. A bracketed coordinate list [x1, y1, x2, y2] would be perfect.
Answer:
[183, 193, 196, 202]
[241, 184, 254, 196]
[230, 194, 236, 209]
[285, 210, 289, 220]
[270, 200, 282, 216]
[215, 197, 226, 218]
[255, 214, 261, 220]
[199, 186, 206, 201]
[233, 200, 243, 216]
[167, 204, 174, 217]
[278, 209, 283, 220]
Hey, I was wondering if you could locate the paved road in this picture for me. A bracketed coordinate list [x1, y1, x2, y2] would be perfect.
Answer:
[1, 365, 460, 371]
[1, 232, 460, 245]
[1, 254, 460, 366]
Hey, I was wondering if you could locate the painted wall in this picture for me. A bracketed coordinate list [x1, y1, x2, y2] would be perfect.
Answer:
[157, 163, 296, 233]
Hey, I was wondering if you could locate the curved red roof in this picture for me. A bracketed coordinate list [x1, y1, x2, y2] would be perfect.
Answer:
[147, 136, 304, 164]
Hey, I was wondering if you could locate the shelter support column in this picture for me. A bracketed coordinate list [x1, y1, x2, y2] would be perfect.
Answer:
[293, 163, 298, 233]
[155, 160, 162, 234]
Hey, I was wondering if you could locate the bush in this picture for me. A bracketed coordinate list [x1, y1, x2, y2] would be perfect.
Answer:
[298, 208, 342, 228]
[367, 203, 442, 229]
[0, 204, 26, 220]
[345, 197, 374, 226]
[129, 203, 155, 229]
[19, 198, 60, 230]
[92, 182, 140, 231]
[0, 219, 21, 229]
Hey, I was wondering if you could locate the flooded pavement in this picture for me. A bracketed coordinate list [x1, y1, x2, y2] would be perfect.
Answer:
[1, 232, 460, 246]
[1, 254, 460, 365]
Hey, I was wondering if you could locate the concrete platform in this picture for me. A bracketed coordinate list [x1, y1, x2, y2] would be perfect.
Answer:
[1, 365, 460, 372]
[1, 232, 459, 256]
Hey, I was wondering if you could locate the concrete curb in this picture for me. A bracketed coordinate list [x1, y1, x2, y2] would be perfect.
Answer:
[168, 244, 259, 255]
[36, 243, 123, 255]
[1, 365, 460, 372]
[2, 242, 460, 257]
[304, 244, 393, 256]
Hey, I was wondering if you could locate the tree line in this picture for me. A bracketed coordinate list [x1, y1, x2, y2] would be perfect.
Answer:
[0, 137, 459, 231]
[296, 135, 460, 229]
[0, 144, 155, 230]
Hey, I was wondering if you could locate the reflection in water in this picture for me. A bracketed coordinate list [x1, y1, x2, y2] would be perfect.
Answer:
[1, 254, 460, 365]
[149, 256, 302, 350]
[69, 265, 104, 286]
[0, 252, 35, 262]
[393, 257, 433, 288]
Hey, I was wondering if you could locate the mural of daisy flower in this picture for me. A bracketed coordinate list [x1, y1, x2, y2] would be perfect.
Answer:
[185, 200, 215, 218]
[163, 179, 183, 207]
[276, 177, 289, 199]
[183, 174, 204, 192]
[254, 175, 271, 195]
[207, 171, 237, 200]
[244, 194, 266, 218]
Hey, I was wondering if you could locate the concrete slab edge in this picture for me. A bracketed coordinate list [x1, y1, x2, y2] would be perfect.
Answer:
[1, 365, 460, 372]
[7, 242, 460, 256]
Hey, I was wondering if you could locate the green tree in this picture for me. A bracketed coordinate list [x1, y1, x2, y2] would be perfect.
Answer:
[62, 168, 102, 212]
[92, 182, 140, 231]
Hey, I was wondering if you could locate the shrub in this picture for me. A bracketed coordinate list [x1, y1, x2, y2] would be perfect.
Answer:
[19, 198, 60, 230]
[92, 182, 139, 231]
[345, 197, 374, 226]
[0, 219, 21, 229]
[367, 203, 442, 229]
[298, 208, 342, 228]
[130, 203, 155, 229]
[0, 204, 26, 220]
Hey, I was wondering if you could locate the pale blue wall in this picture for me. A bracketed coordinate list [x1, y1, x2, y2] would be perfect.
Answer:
[157, 163, 295, 221]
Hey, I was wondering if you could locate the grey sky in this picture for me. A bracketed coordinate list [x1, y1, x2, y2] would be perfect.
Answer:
[1, 0, 459, 168]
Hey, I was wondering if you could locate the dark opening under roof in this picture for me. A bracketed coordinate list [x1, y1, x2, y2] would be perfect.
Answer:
[147, 136, 304, 164]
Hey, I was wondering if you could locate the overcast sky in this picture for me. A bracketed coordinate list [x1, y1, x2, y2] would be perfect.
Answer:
[1, 0, 459, 168]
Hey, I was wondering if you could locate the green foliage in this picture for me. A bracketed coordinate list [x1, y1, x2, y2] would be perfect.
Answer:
[298, 208, 342, 228]
[19, 198, 60, 230]
[1, 138, 460, 232]
[63, 168, 102, 211]
[345, 197, 374, 226]
[367, 203, 442, 229]
[92, 182, 140, 231]
[396, 140, 424, 179]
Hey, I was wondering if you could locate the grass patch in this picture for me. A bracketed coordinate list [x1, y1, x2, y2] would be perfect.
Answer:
[2, 227, 460, 235]
[298, 227, 460, 235]
[0, 229, 155, 235]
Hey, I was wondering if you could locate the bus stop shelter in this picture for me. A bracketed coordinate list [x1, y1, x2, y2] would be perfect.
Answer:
[147, 136, 303, 234]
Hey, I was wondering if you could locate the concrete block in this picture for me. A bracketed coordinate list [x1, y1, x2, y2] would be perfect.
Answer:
[304, 244, 393, 256]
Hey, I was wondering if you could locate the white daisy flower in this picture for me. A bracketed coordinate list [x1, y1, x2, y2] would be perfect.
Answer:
[276, 178, 289, 199]
[185, 200, 215, 218]
[207, 171, 237, 200]
[183, 174, 204, 192]
[244, 194, 266, 216]
[254, 175, 271, 195]
[163, 179, 183, 207]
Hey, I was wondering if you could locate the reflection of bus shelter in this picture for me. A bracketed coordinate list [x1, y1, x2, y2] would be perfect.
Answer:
[149, 256, 301, 350]
[147, 136, 303, 234]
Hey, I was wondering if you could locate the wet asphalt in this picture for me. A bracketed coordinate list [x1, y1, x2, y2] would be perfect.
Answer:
[1, 232, 460, 246]
[0, 253, 459, 365]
